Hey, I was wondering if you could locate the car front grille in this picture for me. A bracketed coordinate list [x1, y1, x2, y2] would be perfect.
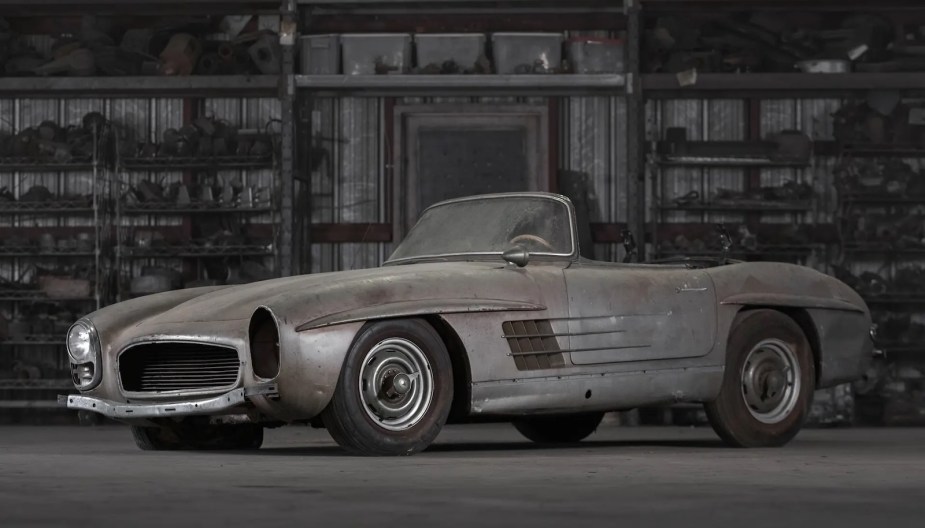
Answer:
[119, 342, 240, 393]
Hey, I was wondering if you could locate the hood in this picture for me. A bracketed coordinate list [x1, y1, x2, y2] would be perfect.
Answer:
[137, 261, 547, 329]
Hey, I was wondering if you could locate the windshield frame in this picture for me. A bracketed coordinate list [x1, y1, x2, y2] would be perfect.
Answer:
[384, 192, 578, 265]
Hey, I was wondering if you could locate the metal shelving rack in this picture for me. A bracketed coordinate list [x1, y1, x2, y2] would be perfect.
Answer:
[839, 191, 925, 360]
[0, 0, 287, 414]
[640, 0, 925, 426]
[0, 129, 107, 408]
[112, 143, 280, 301]
[648, 149, 824, 264]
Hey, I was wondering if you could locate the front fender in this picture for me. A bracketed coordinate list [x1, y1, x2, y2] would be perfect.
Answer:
[251, 321, 366, 422]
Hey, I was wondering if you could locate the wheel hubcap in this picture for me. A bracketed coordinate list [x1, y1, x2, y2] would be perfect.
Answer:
[358, 337, 434, 431]
[740, 338, 801, 424]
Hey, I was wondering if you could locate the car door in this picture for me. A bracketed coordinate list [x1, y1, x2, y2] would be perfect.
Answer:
[563, 262, 716, 365]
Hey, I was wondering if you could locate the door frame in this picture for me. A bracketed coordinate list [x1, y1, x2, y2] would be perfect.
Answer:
[391, 103, 550, 241]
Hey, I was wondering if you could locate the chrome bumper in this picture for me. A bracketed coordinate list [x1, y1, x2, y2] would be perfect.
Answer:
[58, 383, 278, 419]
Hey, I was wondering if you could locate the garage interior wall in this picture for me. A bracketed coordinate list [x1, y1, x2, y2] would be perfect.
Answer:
[1, 0, 922, 426]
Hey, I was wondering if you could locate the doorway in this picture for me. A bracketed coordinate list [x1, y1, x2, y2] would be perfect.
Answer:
[393, 104, 550, 240]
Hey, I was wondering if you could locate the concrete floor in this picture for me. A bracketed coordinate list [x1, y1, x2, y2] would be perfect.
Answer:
[1, 424, 923, 527]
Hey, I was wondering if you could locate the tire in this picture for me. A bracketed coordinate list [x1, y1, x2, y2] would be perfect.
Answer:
[131, 425, 183, 451]
[705, 309, 815, 448]
[321, 318, 453, 456]
[513, 413, 604, 444]
[130, 423, 264, 451]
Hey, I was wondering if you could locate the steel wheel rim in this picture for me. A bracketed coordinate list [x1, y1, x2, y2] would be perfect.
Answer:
[358, 337, 434, 432]
[740, 338, 801, 424]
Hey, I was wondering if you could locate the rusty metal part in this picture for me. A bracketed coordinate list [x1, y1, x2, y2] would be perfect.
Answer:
[33, 48, 95, 76]
[61, 383, 278, 420]
[159, 33, 201, 76]
[247, 32, 281, 74]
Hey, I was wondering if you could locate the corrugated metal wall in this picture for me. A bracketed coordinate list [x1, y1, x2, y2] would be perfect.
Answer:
[306, 94, 629, 271]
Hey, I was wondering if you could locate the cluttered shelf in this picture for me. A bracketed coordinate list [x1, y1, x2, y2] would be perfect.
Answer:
[0, 1, 282, 15]
[120, 244, 273, 258]
[655, 157, 809, 168]
[650, 132, 814, 168]
[0, 201, 96, 214]
[122, 203, 273, 215]
[843, 244, 925, 256]
[295, 74, 626, 96]
[0, 379, 71, 390]
[841, 194, 925, 206]
[0, 290, 95, 302]
[120, 155, 274, 171]
[659, 201, 812, 212]
[643, 73, 925, 97]
[0, 76, 280, 98]
[0, 247, 95, 258]
[655, 245, 822, 260]
[863, 295, 925, 306]
[815, 142, 925, 158]
[0, 158, 94, 171]
[0, 335, 64, 347]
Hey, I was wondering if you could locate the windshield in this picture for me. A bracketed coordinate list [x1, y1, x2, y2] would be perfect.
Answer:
[387, 195, 574, 263]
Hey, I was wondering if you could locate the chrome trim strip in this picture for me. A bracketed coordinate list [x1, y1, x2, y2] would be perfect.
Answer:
[508, 344, 652, 357]
[502, 329, 627, 339]
[59, 383, 278, 419]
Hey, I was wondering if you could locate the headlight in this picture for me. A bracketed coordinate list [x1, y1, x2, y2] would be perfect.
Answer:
[67, 321, 94, 363]
[67, 319, 101, 390]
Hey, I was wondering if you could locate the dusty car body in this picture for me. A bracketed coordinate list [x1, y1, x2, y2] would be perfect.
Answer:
[62, 192, 874, 455]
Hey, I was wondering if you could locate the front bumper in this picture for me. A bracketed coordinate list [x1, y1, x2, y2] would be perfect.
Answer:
[58, 383, 278, 420]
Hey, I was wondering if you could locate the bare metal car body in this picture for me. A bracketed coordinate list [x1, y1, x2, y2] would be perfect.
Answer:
[63, 192, 872, 431]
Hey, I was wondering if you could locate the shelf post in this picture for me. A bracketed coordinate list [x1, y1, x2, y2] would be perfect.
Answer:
[279, 0, 299, 276]
[625, 0, 646, 260]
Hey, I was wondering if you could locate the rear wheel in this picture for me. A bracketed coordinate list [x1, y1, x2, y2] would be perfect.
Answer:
[321, 319, 453, 456]
[130, 423, 263, 451]
[513, 413, 604, 444]
[705, 309, 815, 448]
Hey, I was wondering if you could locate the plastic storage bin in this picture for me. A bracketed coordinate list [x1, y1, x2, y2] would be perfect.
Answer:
[566, 37, 625, 73]
[415, 34, 487, 73]
[491, 32, 563, 74]
[341, 33, 412, 75]
[299, 34, 340, 74]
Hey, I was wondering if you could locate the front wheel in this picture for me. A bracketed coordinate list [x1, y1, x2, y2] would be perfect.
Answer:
[321, 319, 453, 456]
[705, 309, 815, 448]
[513, 413, 604, 444]
[130, 423, 264, 451]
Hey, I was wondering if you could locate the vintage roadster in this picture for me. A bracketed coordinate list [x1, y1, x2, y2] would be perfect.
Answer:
[62, 192, 873, 455]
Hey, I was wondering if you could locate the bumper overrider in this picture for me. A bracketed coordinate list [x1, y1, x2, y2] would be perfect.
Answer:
[59, 382, 279, 420]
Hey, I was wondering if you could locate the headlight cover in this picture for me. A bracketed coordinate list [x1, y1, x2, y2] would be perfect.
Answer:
[67, 319, 101, 390]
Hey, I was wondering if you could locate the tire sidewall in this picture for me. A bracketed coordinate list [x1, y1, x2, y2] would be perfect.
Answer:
[335, 319, 453, 454]
[710, 310, 815, 447]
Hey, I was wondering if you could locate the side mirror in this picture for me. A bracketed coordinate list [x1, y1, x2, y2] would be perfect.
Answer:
[502, 246, 530, 268]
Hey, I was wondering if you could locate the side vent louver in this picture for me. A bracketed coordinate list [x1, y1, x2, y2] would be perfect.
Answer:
[502, 320, 565, 371]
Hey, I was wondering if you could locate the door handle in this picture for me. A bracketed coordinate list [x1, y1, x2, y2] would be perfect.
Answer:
[676, 286, 708, 293]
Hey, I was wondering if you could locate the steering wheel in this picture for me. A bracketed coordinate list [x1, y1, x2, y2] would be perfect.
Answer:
[509, 234, 555, 251]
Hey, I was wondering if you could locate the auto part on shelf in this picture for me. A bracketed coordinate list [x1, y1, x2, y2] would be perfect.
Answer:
[38, 276, 91, 299]
[796, 59, 850, 73]
[33, 48, 96, 76]
[159, 33, 202, 76]
[247, 32, 281, 74]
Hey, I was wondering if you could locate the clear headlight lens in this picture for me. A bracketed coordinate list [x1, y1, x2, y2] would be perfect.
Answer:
[67, 320, 95, 364]
[67, 319, 101, 390]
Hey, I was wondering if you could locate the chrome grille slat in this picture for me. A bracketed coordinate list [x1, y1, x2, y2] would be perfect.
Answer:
[120, 343, 240, 392]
